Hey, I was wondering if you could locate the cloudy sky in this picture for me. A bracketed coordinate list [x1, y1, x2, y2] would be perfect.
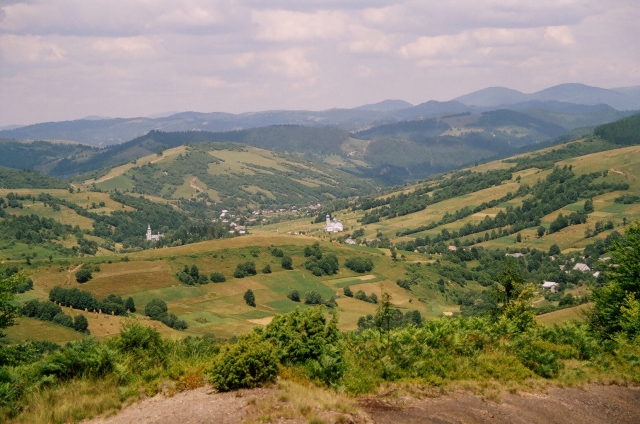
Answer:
[0, 0, 639, 126]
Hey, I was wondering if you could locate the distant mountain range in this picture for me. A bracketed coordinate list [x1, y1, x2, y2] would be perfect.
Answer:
[0, 83, 638, 149]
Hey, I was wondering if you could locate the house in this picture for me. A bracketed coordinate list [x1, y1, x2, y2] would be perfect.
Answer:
[542, 281, 559, 292]
[573, 263, 591, 272]
[593, 271, 601, 279]
[324, 215, 344, 233]
[506, 253, 524, 258]
[448, 245, 457, 251]
[146, 225, 163, 242]
[599, 257, 611, 262]
[345, 238, 356, 245]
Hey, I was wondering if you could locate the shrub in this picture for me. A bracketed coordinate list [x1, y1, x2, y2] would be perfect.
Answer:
[271, 248, 284, 257]
[210, 272, 226, 283]
[262, 264, 272, 274]
[52, 312, 73, 328]
[73, 315, 89, 332]
[234, 262, 257, 278]
[124, 297, 136, 313]
[343, 286, 353, 297]
[209, 333, 279, 392]
[244, 289, 256, 307]
[344, 257, 374, 273]
[354, 290, 377, 304]
[304, 291, 323, 305]
[281, 255, 293, 270]
[287, 290, 300, 302]
[145, 299, 168, 320]
[75, 268, 92, 283]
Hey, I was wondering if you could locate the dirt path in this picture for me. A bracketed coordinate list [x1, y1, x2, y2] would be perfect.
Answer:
[361, 385, 640, 424]
[82, 384, 640, 424]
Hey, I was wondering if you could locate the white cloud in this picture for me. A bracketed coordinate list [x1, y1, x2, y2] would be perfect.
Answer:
[0, 34, 65, 63]
[92, 37, 155, 55]
[263, 48, 318, 78]
[545, 26, 575, 45]
[251, 9, 348, 41]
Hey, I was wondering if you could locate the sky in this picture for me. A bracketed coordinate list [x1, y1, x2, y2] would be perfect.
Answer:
[0, 0, 639, 126]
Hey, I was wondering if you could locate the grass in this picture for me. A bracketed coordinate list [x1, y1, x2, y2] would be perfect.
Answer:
[537, 303, 591, 326]
[5, 317, 84, 344]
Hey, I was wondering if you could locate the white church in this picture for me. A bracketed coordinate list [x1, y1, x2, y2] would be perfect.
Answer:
[146, 225, 164, 242]
[324, 214, 344, 233]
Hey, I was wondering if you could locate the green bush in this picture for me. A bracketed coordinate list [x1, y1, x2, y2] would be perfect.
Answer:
[304, 291, 323, 305]
[344, 286, 353, 297]
[344, 257, 374, 273]
[244, 289, 256, 307]
[209, 333, 279, 392]
[210, 272, 226, 283]
[75, 268, 92, 283]
[281, 255, 293, 270]
[287, 290, 300, 302]
[234, 261, 257, 278]
[262, 264, 272, 274]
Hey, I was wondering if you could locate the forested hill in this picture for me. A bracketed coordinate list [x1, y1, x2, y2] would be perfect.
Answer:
[0, 168, 69, 189]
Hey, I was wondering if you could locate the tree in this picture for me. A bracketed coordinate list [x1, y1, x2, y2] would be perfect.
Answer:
[537, 226, 546, 238]
[262, 264, 272, 274]
[584, 198, 594, 213]
[244, 289, 256, 307]
[343, 286, 353, 297]
[73, 314, 89, 332]
[0, 274, 21, 337]
[75, 268, 92, 283]
[281, 255, 293, 270]
[516, 233, 522, 243]
[287, 290, 300, 302]
[145, 299, 168, 320]
[210, 272, 226, 283]
[589, 222, 640, 338]
[549, 244, 561, 256]
[124, 297, 136, 313]
[374, 291, 394, 345]
[304, 291, 323, 305]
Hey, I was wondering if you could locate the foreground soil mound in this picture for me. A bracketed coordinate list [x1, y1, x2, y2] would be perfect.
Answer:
[84, 384, 640, 424]
[362, 385, 640, 424]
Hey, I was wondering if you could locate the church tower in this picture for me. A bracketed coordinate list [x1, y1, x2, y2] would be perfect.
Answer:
[146, 224, 152, 241]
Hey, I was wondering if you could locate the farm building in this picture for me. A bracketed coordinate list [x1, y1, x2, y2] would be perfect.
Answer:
[542, 281, 559, 292]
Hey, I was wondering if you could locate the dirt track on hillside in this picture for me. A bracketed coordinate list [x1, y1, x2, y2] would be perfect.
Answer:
[84, 384, 640, 424]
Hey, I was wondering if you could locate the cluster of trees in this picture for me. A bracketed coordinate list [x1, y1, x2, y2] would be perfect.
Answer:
[75, 263, 100, 283]
[343, 286, 378, 304]
[303, 242, 339, 276]
[175, 265, 209, 285]
[234, 262, 257, 278]
[356, 309, 423, 331]
[49, 286, 135, 316]
[593, 112, 640, 146]
[286, 289, 337, 308]
[344, 256, 374, 273]
[144, 299, 187, 330]
[21, 299, 89, 333]
[0, 167, 70, 190]
[357, 169, 513, 224]
[614, 194, 640, 204]
[397, 167, 628, 252]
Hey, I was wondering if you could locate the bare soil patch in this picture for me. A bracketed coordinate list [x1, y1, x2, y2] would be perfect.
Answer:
[361, 384, 640, 424]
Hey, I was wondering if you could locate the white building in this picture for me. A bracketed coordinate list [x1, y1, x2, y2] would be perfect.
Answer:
[542, 281, 559, 291]
[324, 215, 344, 233]
[146, 225, 163, 242]
[345, 238, 356, 245]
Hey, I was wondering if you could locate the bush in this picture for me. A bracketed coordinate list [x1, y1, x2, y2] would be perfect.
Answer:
[281, 255, 293, 270]
[355, 290, 377, 304]
[262, 264, 272, 274]
[124, 297, 136, 313]
[145, 299, 168, 320]
[210, 272, 226, 283]
[234, 262, 257, 278]
[270, 247, 284, 257]
[343, 286, 353, 297]
[344, 257, 374, 273]
[209, 333, 279, 392]
[287, 290, 300, 302]
[73, 315, 89, 332]
[244, 289, 256, 307]
[304, 291, 323, 305]
[75, 269, 92, 283]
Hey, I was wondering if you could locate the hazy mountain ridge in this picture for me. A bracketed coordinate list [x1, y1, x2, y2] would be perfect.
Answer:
[2, 83, 639, 147]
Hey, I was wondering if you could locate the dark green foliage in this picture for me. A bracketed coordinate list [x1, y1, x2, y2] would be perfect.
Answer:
[614, 194, 640, 204]
[209, 272, 226, 283]
[234, 261, 257, 278]
[124, 297, 136, 313]
[21, 299, 87, 333]
[343, 286, 353, 297]
[304, 291, 323, 305]
[281, 255, 293, 270]
[244, 289, 256, 307]
[176, 264, 208, 285]
[74, 269, 92, 283]
[344, 257, 374, 273]
[144, 298, 187, 330]
[594, 113, 640, 145]
[0, 167, 69, 189]
[209, 332, 279, 392]
[270, 247, 284, 257]
[287, 290, 300, 302]
[354, 290, 377, 304]
[262, 264, 272, 274]
[303, 245, 339, 276]
[549, 244, 561, 256]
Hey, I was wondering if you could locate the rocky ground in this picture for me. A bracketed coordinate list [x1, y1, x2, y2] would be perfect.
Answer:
[84, 384, 640, 424]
